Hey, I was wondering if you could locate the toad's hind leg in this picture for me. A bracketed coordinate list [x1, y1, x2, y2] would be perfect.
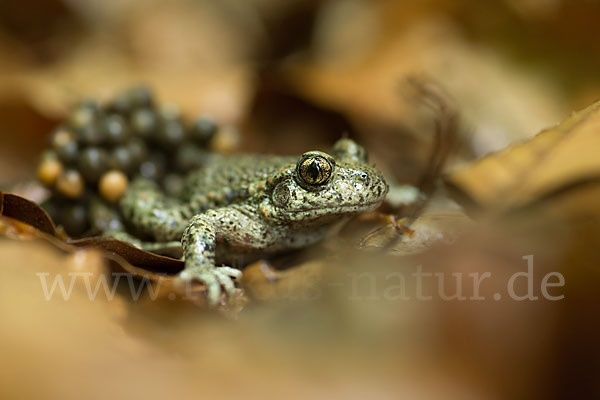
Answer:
[119, 178, 192, 242]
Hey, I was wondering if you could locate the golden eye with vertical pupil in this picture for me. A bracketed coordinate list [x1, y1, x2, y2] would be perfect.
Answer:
[297, 152, 334, 186]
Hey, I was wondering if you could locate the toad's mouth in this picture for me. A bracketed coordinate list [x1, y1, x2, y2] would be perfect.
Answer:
[294, 199, 384, 213]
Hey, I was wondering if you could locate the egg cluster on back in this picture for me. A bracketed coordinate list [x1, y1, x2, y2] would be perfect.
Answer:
[37, 86, 222, 237]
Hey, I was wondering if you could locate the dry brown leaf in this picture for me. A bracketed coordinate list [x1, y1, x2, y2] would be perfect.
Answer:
[0, 190, 184, 275]
[445, 100, 600, 213]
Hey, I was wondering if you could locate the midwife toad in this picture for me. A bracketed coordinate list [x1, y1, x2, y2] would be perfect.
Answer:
[109, 138, 388, 305]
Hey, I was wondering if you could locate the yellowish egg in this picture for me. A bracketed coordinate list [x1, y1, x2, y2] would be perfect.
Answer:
[99, 170, 129, 203]
[56, 169, 85, 198]
[211, 126, 240, 153]
[37, 159, 64, 187]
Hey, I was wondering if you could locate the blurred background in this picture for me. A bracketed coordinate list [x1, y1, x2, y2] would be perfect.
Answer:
[1, 1, 599, 399]
[3, 0, 600, 184]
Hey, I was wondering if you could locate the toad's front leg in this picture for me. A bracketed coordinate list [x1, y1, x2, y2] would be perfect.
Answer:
[178, 207, 271, 306]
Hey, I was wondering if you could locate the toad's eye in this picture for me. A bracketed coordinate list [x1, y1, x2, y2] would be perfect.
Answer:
[297, 153, 334, 186]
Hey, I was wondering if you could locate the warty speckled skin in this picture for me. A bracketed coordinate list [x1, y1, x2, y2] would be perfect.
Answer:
[113, 138, 388, 305]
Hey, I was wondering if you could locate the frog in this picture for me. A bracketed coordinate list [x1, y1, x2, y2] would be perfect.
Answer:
[106, 138, 389, 305]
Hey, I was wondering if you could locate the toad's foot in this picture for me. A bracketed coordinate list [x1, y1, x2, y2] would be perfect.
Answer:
[358, 214, 415, 249]
[177, 266, 242, 306]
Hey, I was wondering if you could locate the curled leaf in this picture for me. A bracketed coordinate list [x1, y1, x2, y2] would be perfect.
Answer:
[445, 100, 600, 213]
[2, 192, 59, 237]
[69, 237, 183, 274]
[0, 190, 183, 274]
